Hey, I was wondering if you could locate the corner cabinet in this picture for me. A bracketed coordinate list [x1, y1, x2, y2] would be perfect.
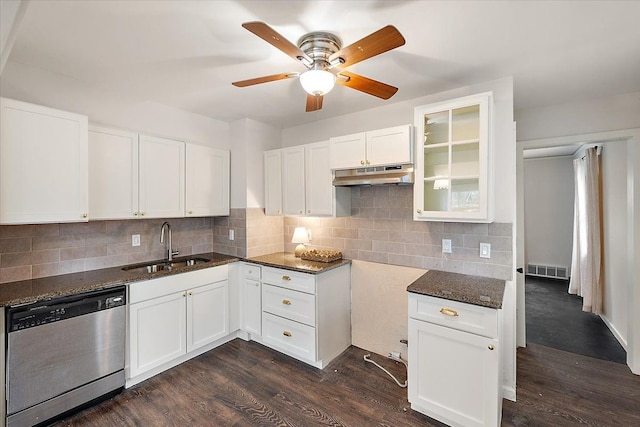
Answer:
[413, 93, 493, 222]
[408, 293, 502, 427]
[1, 98, 88, 224]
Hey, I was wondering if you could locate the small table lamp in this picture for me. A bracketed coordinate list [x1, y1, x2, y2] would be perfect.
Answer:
[291, 227, 309, 257]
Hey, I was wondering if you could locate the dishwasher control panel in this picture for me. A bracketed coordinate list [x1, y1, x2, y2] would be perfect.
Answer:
[7, 287, 126, 332]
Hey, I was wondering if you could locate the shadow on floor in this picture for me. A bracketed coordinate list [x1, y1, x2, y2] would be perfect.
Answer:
[525, 275, 626, 363]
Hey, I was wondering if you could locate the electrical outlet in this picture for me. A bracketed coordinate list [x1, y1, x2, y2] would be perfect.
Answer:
[132, 234, 140, 247]
[442, 239, 452, 254]
[480, 242, 491, 258]
[229, 229, 234, 241]
[307, 230, 312, 241]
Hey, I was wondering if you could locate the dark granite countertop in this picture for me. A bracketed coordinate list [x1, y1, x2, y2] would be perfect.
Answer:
[245, 252, 351, 274]
[407, 269, 505, 309]
[0, 252, 238, 307]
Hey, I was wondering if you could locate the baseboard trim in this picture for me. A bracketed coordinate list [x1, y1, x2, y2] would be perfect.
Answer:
[600, 315, 627, 350]
[503, 385, 516, 402]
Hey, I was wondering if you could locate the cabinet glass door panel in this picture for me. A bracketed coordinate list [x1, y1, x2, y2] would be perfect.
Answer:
[451, 143, 480, 177]
[424, 181, 449, 212]
[423, 146, 449, 178]
[451, 179, 480, 212]
[424, 110, 449, 145]
[451, 105, 480, 142]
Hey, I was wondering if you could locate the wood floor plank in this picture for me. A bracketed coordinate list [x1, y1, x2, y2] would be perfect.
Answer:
[51, 339, 639, 427]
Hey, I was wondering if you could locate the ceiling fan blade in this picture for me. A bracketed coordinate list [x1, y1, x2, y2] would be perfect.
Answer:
[232, 73, 297, 87]
[329, 25, 405, 68]
[306, 94, 324, 112]
[242, 21, 312, 65]
[336, 71, 398, 99]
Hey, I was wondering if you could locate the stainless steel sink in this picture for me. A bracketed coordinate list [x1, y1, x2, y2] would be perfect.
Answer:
[122, 257, 210, 274]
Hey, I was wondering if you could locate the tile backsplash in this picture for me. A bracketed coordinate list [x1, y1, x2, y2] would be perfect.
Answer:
[0, 186, 513, 283]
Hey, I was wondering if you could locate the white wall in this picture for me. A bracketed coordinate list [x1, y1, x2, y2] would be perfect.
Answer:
[523, 156, 574, 270]
[601, 140, 629, 345]
[1, 61, 230, 148]
[230, 118, 281, 209]
[515, 91, 640, 141]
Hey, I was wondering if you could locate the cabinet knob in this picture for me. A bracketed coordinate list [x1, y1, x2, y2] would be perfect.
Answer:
[307, 210, 311, 214]
[282, 299, 291, 305]
[182, 292, 186, 297]
[277, 209, 281, 214]
[187, 210, 193, 215]
[440, 308, 459, 317]
[360, 160, 365, 165]
[488, 345, 495, 351]
[283, 331, 292, 337]
[140, 212, 145, 216]
[282, 275, 291, 281]
[416, 209, 422, 214]
[366, 160, 370, 165]
[133, 212, 139, 216]
[188, 291, 193, 296]
[299, 211, 303, 214]
[82, 213, 87, 218]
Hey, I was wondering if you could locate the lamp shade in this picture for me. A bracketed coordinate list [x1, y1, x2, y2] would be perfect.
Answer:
[299, 69, 335, 96]
[291, 227, 310, 244]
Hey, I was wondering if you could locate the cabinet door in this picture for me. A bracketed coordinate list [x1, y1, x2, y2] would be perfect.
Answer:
[282, 146, 306, 216]
[129, 291, 187, 378]
[242, 278, 262, 335]
[186, 145, 230, 217]
[329, 132, 366, 170]
[414, 93, 492, 222]
[186, 280, 229, 352]
[0, 98, 88, 224]
[264, 150, 283, 216]
[365, 125, 412, 166]
[139, 134, 185, 218]
[408, 318, 499, 427]
[305, 141, 334, 216]
[88, 126, 139, 220]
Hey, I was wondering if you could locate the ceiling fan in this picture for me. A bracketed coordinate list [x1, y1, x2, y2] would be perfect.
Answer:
[232, 22, 406, 112]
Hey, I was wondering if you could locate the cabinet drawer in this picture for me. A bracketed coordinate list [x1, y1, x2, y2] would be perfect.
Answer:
[241, 262, 261, 280]
[262, 312, 316, 362]
[263, 284, 316, 327]
[262, 267, 315, 294]
[408, 293, 498, 338]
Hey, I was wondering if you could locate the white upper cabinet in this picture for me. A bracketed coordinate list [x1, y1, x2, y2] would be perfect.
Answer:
[1, 98, 88, 224]
[270, 141, 350, 218]
[282, 146, 306, 216]
[329, 124, 412, 170]
[139, 134, 185, 219]
[414, 93, 493, 223]
[88, 126, 139, 220]
[185, 145, 230, 217]
[264, 149, 283, 216]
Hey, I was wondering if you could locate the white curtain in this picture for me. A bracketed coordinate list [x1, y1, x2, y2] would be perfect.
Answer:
[569, 147, 603, 314]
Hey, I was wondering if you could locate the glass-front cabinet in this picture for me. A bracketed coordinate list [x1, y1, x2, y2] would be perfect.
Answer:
[414, 92, 493, 222]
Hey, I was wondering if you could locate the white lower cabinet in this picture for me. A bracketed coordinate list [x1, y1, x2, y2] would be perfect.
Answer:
[258, 264, 351, 368]
[128, 266, 230, 383]
[240, 263, 262, 336]
[408, 293, 502, 427]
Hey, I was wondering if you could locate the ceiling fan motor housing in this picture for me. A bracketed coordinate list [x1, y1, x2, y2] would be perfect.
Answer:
[297, 32, 343, 69]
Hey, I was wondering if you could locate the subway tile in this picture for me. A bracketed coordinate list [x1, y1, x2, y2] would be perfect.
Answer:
[405, 244, 441, 258]
[31, 249, 60, 265]
[341, 249, 358, 260]
[463, 262, 513, 281]
[388, 231, 423, 244]
[372, 240, 404, 254]
[0, 238, 32, 253]
[464, 235, 512, 251]
[443, 223, 467, 234]
[32, 260, 85, 279]
[464, 223, 489, 236]
[0, 225, 35, 238]
[388, 253, 424, 269]
[33, 235, 84, 250]
[358, 229, 389, 241]
[373, 208, 391, 219]
[441, 259, 465, 274]
[422, 257, 444, 270]
[373, 219, 405, 231]
[489, 250, 513, 266]
[60, 246, 107, 261]
[1, 251, 32, 268]
[85, 254, 130, 270]
[332, 228, 358, 239]
[59, 221, 107, 235]
[388, 207, 413, 220]
[345, 218, 374, 229]
[358, 250, 388, 264]
[448, 247, 479, 262]
[344, 239, 373, 251]
[489, 222, 513, 237]
[0, 265, 32, 284]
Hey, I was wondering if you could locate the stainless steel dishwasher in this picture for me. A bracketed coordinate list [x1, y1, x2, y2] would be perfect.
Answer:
[5, 286, 126, 427]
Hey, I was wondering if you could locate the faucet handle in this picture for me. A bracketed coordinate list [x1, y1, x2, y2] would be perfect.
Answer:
[171, 249, 180, 257]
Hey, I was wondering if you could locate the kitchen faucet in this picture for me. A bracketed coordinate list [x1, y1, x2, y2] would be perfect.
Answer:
[160, 221, 179, 261]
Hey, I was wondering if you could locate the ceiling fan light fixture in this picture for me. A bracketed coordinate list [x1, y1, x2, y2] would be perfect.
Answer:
[300, 69, 335, 96]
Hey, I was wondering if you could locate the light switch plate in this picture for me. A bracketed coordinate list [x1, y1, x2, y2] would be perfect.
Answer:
[480, 242, 491, 258]
[442, 239, 452, 254]
[132, 234, 140, 247]
[229, 229, 235, 241]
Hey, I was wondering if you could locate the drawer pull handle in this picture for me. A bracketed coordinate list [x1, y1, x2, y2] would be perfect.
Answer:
[282, 275, 291, 281]
[488, 345, 495, 350]
[440, 308, 459, 317]
[282, 299, 292, 305]
[283, 331, 292, 337]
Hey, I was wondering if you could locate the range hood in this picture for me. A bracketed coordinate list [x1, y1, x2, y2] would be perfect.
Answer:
[333, 164, 414, 187]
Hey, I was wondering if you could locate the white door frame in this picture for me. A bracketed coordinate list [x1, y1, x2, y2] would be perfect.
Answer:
[516, 128, 640, 375]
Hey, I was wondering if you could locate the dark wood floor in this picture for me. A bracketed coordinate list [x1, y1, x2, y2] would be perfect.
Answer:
[52, 339, 640, 427]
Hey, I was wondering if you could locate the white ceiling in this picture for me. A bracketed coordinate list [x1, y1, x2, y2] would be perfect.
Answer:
[2, 0, 640, 128]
